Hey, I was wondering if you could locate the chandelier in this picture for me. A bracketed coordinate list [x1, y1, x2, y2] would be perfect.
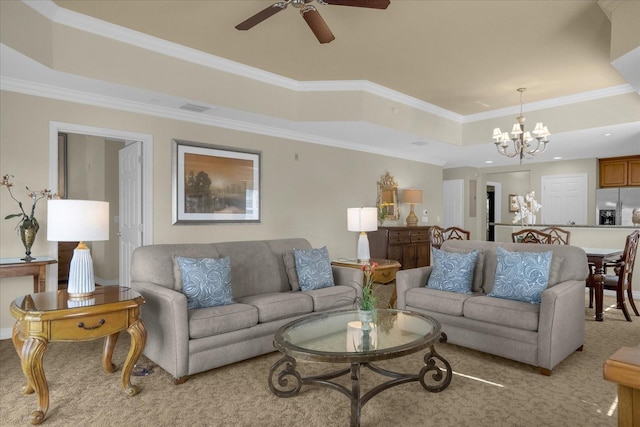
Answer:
[492, 88, 550, 164]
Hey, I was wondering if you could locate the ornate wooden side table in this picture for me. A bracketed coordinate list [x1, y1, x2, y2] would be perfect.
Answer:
[10, 286, 146, 425]
[331, 258, 402, 306]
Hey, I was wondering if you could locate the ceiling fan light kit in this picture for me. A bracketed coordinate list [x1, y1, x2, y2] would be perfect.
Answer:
[492, 88, 551, 164]
[236, 0, 390, 44]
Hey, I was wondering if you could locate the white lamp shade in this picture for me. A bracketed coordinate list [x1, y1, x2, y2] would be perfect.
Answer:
[347, 207, 378, 232]
[47, 199, 110, 242]
[401, 189, 423, 204]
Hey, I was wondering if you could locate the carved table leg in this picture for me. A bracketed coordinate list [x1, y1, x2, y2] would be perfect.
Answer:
[12, 322, 34, 395]
[21, 337, 49, 425]
[121, 320, 147, 396]
[103, 332, 119, 373]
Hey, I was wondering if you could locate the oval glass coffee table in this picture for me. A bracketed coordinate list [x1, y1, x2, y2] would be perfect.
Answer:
[268, 309, 451, 427]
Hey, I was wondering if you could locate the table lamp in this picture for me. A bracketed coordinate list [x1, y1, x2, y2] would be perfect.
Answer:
[347, 207, 378, 263]
[47, 199, 109, 298]
[401, 189, 423, 227]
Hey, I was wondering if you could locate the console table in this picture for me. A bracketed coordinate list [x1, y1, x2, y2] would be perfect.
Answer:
[0, 257, 57, 293]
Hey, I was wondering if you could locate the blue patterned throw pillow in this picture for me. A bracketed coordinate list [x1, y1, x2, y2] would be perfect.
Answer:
[177, 256, 234, 310]
[488, 247, 552, 304]
[293, 246, 335, 291]
[427, 248, 479, 294]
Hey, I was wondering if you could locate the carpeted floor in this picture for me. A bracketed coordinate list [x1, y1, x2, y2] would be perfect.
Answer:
[1, 286, 638, 426]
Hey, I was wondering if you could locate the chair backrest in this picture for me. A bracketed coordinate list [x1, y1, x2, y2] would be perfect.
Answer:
[512, 229, 552, 244]
[444, 226, 470, 241]
[430, 226, 444, 249]
[619, 230, 640, 287]
[541, 227, 571, 245]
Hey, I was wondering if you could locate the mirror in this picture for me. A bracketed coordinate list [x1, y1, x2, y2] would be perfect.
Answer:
[377, 172, 399, 221]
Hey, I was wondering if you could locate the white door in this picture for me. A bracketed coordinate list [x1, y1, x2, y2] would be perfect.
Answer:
[119, 142, 143, 287]
[541, 174, 587, 225]
[443, 179, 464, 228]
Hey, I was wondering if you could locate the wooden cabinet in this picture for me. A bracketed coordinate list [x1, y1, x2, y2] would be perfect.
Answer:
[57, 241, 78, 286]
[369, 226, 431, 270]
[599, 156, 640, 187]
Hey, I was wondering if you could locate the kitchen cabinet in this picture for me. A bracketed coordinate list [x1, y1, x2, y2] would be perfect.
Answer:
[599, 156, 640, 187]
[369, 226, 431, 270]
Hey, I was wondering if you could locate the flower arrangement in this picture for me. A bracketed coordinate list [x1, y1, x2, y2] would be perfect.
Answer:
[0, 175, 56, 228]
[359, 261, 379, 311]
[512, 191, 541, 226]
[1, 174, 55, 229]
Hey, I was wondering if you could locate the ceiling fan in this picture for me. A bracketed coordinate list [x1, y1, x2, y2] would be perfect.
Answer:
[235, 0, 391, 44]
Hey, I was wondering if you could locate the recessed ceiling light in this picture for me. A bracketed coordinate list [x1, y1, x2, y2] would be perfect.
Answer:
[604, 133, 612, 137]
[411, 140, 427, 146]
[553, 156, 563, 160]
[485, 160, 493, 164]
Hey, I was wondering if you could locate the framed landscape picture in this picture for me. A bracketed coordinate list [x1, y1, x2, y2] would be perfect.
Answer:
[172, 139, 261, 224]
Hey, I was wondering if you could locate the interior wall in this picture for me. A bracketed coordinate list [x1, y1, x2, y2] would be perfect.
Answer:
[0, 89, 443, 335]
[66, 134, 122, 283]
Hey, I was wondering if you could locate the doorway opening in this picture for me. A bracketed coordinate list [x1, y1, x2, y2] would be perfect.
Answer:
[48, 122, 153, 291]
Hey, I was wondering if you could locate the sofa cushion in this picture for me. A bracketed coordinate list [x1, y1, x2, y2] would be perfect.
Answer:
[440, 247, 485, 293]
[293, 246, 335, 291]
[177, 256, 235, 310]
[427, 248, 479, 294]
[236, 292, 313, 323]
[304, 285, 358, 311]
[406, 287, 476, 316]
[188, 303, 258, 339]
[463, 295, 540, 331]
[488, 247, 552, 304]
[283, 251, 300, 291]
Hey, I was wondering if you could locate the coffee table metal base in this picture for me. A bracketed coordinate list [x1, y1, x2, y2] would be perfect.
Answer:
[268, 334, 452, 427]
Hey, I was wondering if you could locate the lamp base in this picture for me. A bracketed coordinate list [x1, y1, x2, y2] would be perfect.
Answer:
[356, 231, 371, 264]
[67, 246, 96, 298]
[405, 205, 418, 227]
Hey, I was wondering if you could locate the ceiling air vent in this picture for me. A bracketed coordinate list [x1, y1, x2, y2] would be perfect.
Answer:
[179, 103, 210, 113]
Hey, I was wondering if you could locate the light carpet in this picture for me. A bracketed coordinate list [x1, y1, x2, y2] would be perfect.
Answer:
[1, 287, 638, 426]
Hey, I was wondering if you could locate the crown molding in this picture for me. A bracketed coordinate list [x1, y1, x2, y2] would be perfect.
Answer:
[1, 74, 435, 165]
[463, 84, 635, 123]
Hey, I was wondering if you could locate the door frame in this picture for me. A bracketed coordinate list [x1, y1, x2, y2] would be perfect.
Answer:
[48, 121, 154, 290]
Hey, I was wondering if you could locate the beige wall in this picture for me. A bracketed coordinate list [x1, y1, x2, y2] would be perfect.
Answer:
[445, 158, 599, 241]
[0, 90, 442, 335]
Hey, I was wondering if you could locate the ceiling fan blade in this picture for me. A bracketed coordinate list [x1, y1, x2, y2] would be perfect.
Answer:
[301, 6, 335, 44]
[321, 0, 390, 9]
[235, 2, 288, 31]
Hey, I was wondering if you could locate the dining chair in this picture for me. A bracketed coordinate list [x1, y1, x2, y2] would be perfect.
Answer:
[429, 226, 444, 250]
[511, 229, 552, 244]
[541, 226, 571, 245]
[443, 226, 471, 241]
[590, 230, 640, 321]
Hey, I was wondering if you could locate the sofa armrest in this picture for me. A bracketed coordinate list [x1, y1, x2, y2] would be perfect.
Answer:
[331, 265, 363, 300]
[537, 280, 586, 371]
[130, 280, 190, 380]
[396, 267, 432, 309]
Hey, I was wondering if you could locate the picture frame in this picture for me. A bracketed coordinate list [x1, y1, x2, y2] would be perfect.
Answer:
[172, 139, 261, 224]
[509, 194, 519, 212]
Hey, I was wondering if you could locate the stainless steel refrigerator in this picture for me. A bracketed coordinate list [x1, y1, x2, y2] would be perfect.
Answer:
[596, 187, 640, 225]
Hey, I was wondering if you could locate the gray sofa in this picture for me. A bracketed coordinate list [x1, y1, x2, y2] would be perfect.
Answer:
[130, 238, 362, 383]
[396, 240, 589, 375]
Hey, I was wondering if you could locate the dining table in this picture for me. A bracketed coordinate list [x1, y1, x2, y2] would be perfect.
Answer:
[582, 247, 624, 322]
